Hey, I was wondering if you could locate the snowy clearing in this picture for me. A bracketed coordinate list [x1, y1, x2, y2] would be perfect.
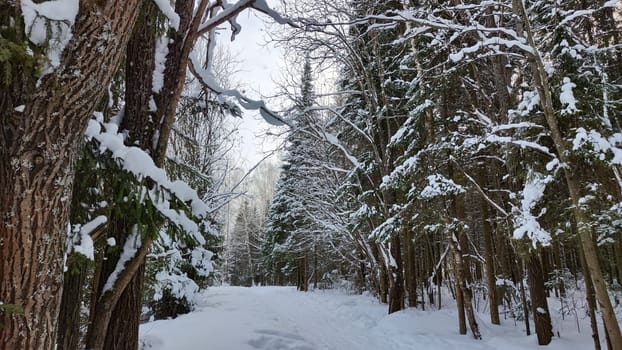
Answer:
[139, 286, 594, 350]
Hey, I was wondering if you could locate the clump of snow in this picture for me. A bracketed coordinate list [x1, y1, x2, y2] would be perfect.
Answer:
[515, 90, 540, 116]
[559, 77, 578, 115]
[512, 171, 552, 246]
[153, 271, 199, 302]
[419, 174, 464, 199]
[369, 217, 397, 242]
[152, 35, 169, 93]
[85, 116, 212, 222]
[21, 0, 79, 73]
[572, 127, 622, 164]
[153, 0, 180, 30]
[68, 215, 107, 260]
[103, 226, 142, 293]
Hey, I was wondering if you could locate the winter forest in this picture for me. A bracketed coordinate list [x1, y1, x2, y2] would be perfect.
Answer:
[1, 0, 622, 349]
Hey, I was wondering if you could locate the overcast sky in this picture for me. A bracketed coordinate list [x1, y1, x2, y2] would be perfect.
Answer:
[216, 5, 286, 169]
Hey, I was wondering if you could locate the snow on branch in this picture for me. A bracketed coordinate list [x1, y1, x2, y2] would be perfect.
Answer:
[573, 128, 622, 164]
[85, 113, 212, 221]
[557, 0, 619, 27]
[419, 174, 465, 199]
[197, 0, 297, 37]
[322, 132, 360, 169]
[152, 0, 180, 30]
[188, 54, 287, 126]
[68, 215, 108, 261]
[103, 226, 142, 293]
[21, 0, 79, 73]
[484, 135, 555, 158]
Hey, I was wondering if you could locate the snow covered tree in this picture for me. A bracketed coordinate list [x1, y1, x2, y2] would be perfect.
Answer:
[226, 200, 264, 286]
[263, 58, 318, 289]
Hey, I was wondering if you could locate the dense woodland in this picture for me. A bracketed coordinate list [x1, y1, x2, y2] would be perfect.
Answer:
[1, 0, 621, 350]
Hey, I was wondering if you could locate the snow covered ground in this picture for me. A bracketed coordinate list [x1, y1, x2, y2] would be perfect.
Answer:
[139, 286, 597, 350]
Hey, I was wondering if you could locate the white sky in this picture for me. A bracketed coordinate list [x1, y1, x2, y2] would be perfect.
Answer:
[216, 5, 286, 169]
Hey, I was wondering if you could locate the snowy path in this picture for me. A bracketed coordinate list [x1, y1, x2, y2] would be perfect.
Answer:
[139, 286, 594, 350]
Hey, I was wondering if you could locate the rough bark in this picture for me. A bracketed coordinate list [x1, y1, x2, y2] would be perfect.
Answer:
[455, 275, 467, 335]
[103, 264, 146, 350]
[0, 2, 142, 349]
[57, 258, 88, 350]
[527, 254, 553, 345]
[388, 235, 404, 314]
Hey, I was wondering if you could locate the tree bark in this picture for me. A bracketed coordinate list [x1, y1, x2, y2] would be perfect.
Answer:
[519, 261, 531, 336]
[0, 2, 142, 349]
[406, 231, 418, 308]
[388, 235, 404, 314]
[103, 264, 146, 350]
[579, 237, 602, 350]
[527, 254, 553, 345]
[450, 231, 481, 339]
[481, 199, 500, 325]
[57, 257, 88, 350]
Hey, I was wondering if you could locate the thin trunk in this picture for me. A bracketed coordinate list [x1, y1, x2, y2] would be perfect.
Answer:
[314, 245, 318, 289]
[450, 231, 482, 339]
[616, 240, 622, 286]
[519, 260, 531, 336]
[481, 199, 500, 325]
[455, 267, 467, 335]
[407, 232, 418, 307]
[579, 237, 602, 350]
[371, 243, 388, 303]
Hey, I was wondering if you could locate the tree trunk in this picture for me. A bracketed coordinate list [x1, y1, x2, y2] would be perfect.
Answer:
[57, 258, 88, 350]
[314, 245, 319, 289]
[371, 243, 389, 303]
[388, 235, 404, 314]
[455, 277, 467, 335]
[103, 264, 146, 350]
[579, 238, 602, 350]
[527, 254, 553, 345]
[616, 240, 622, 286]
[450, 231, 481, 339]
[406, 232, 418, 307]
[0, 2, 142, 349]
[481, 199, 500, 325]
[519, 262, 531, 336]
